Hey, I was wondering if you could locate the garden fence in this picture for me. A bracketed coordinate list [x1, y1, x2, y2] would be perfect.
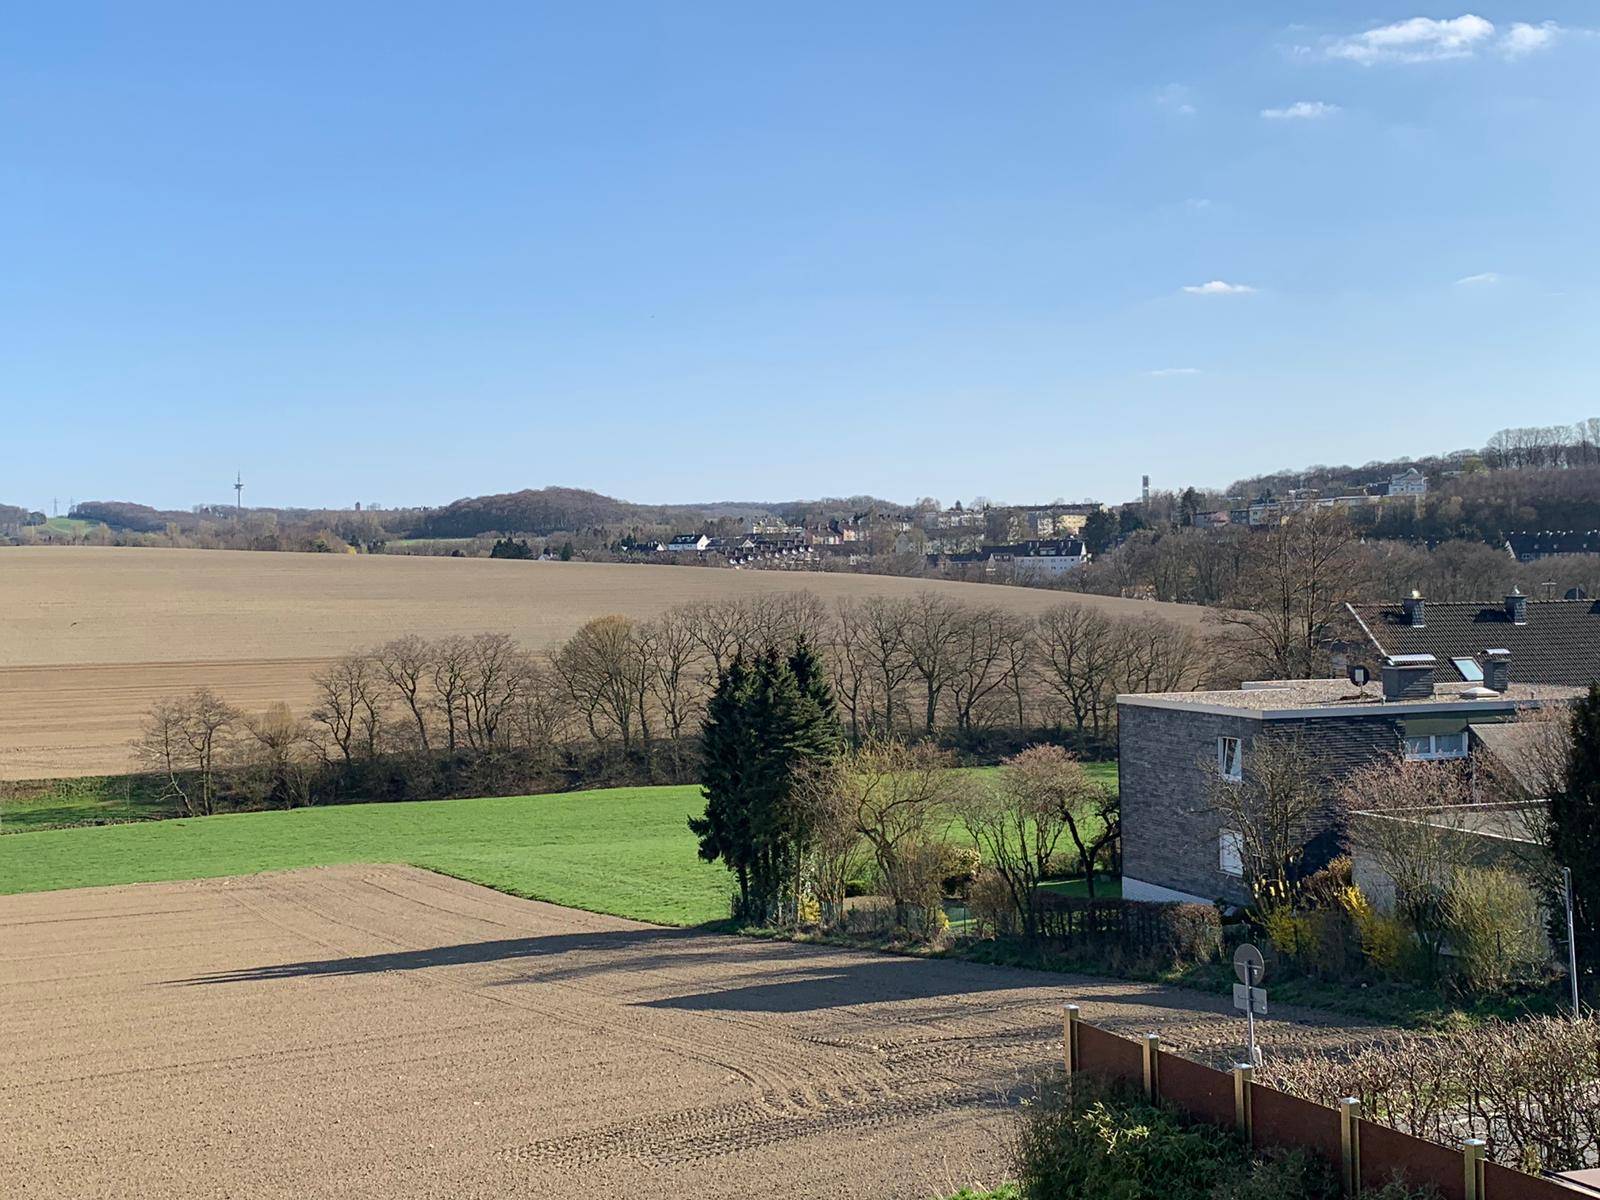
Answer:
[1061, 1007, 1587, 1200]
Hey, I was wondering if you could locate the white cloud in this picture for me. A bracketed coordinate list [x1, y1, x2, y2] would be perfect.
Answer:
[1148, 367, 1202, 376]
[1316, 15, 1566, 64]
[1182, 280, 1256, 295]
[1325, 14, 1495, 63]
[1261, 100, 1341, 120]
[1502, 21, 1561, 57]
[1455, 272, 1501, 286]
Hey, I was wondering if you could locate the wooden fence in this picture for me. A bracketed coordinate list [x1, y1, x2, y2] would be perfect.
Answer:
[1062, 1007, 1585, 1200]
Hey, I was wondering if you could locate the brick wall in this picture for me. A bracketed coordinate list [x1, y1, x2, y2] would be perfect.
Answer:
[1118, 702, 1408, 904]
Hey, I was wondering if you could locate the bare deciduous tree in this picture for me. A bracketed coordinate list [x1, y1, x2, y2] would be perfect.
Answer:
[1214, 507, 1360, 679]
[375, 635, 435, 752]
[240, 702, 314, 809]
[903, 591, 965, 733]
[808, 738, 956, 929]
[958, 745, 1102, 935]
[554, 614, 643, 749]
[310, 652, 387, 763]
[132, 687, 240, 816]
[1202, 733, 1325, 902]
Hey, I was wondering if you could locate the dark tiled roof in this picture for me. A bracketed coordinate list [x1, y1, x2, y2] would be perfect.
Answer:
[1505, 530, 1600, 558]
[1346, 600, 1600, 687]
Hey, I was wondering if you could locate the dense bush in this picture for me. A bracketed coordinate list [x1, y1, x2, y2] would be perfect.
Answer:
[1446, 869, 1547, 992]
[1012, 1077, 1438, 1200]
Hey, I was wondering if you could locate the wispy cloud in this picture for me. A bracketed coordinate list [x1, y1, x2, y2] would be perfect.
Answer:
[1455, 272, 1501, 286]
[1182, 280, 1256, 295]
[1148, 367, 1202, 377]
[1325, 14, 1495, 63]
[1314, 15, 1566, 64]
[1261, 100, 1340, 120]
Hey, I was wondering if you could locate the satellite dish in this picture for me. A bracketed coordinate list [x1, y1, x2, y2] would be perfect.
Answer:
[1347, 664, 1371, 687]
[1566, 587, 1588, 601]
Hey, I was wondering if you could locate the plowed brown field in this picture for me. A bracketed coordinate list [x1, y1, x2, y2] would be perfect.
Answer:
[0, 866, 1385, 1200]
[0, 546, 1209, 779]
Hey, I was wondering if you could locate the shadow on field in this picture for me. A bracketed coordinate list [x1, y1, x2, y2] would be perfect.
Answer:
[165, 924, 1058, 1014]
[166, 926, 706, 985]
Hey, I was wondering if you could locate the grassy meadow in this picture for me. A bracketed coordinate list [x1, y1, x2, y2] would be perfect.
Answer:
[0, 764, 1118, 926]
[0, 785, 732, 925]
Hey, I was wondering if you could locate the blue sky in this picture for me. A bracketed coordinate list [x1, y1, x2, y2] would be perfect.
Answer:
[3, 4, 1596, 511]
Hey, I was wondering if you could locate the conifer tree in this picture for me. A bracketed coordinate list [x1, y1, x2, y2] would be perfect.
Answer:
[690, 657, 756, 914]
[690, 644, 843, 922]
[1556, 683, 1600, 995]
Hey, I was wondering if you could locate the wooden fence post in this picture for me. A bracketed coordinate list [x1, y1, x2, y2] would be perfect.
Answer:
[1062, 1005, 1081, 1074]
[1462, 1139, 1486, 1200]
[1233, 1063, 1254, 1139]
[1142, 1034, 1161, 1103]
[1339, 1098, 1361, 1198]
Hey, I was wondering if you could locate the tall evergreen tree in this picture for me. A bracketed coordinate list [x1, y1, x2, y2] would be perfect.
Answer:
[690, 657, 756, 913]
[1556, 683, 1600, 996]
[690, 644, 843, 922]
[788, 637, 843, 754]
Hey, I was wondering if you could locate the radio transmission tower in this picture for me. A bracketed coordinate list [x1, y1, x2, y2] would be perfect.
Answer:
[234, 472, 243, 519]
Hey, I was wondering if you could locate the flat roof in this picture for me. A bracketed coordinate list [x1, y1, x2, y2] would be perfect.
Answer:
[1117, 678, 1580, 719]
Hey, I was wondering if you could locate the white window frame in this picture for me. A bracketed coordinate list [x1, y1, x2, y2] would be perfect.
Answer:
[1217, 735, 1242, 781]
[1451, 657, 1484, 683]
[1219, 829, 1245, 877]
[1403, 731, 1469, 761]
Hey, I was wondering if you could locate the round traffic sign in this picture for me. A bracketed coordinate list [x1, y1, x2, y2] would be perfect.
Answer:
[1234, 943, 1266, 986]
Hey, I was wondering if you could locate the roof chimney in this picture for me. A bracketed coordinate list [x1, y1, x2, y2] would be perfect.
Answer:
[1382, 654, 1437, 701]
[1482, 648, 1510, 692]
[1505, 588, 1528, 626]
[1402, 590, 1426, 627]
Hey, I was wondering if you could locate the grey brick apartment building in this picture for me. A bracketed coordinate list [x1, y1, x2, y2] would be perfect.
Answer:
[1116, 659, 1577, 906]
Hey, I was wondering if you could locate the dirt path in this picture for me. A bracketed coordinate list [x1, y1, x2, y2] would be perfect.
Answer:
[1, 866, 1384, 1199]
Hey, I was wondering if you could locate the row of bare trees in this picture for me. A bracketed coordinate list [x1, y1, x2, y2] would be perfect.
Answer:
[132, 592, 1204, 813]
[300, 594, 1205, 764]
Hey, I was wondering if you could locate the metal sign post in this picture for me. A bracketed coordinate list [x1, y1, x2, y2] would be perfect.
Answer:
[1564, 867, 1582, 1020]
[1233, 944, 1267, 1066]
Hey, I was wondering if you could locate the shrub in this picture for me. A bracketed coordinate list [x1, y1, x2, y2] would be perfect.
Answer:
[937, 843, 983, 897]
[1014, 1079, 1235, 1200]
[1009, 1078, 1413, 1200]
[1446, 869, 1545, 992]
[970, 869, 1020, 938]
[1339, 885, 1409, 977]
[1161, 903, 1224, 964]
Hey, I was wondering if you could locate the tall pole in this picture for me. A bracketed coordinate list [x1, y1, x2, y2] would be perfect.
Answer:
[1564, 866, 1581, 1020]
[1245, 960, 1259, 1065]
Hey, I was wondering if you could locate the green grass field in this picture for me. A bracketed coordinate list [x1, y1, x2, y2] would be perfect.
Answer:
[0, 764, 1119, 928]
[0, 776, 177, 832]
[40, 516, 100, 535]
[0, 786, 734, 925]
